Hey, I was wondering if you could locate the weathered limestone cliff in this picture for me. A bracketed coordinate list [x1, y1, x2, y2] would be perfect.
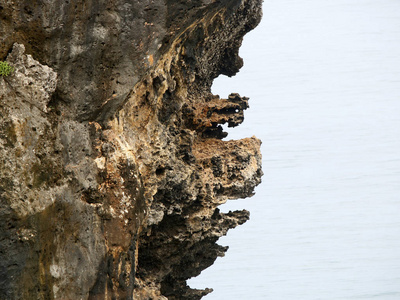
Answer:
[0, 1, 262, 299]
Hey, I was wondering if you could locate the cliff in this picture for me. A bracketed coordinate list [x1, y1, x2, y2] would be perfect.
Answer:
[0, 1, 262, 299]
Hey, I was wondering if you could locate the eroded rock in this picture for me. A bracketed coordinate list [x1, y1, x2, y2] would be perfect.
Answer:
[0, 0, 263, 299]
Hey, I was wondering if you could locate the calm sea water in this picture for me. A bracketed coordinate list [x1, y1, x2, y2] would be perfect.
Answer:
[188, 0, 400, 299]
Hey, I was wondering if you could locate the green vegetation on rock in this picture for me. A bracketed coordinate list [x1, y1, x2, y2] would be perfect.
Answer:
[0, 61, 14, 77]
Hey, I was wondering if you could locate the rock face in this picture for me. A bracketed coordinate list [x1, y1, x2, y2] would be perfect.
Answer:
[0, 1, 262, 299]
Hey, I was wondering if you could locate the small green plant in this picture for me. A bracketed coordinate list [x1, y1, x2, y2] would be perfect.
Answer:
[0, 61, 14, 77]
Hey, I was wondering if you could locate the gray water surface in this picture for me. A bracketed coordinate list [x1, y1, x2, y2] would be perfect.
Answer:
[188, 0, 400, 299]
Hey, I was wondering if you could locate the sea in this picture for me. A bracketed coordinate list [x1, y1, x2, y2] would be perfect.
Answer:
[187, 0, 400, 299]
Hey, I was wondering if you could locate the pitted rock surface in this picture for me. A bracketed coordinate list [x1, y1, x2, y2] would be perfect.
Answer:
[0, 0, 263, 299]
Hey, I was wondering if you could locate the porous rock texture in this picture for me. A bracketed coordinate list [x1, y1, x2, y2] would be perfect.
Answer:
[0, 0, 263, 299]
